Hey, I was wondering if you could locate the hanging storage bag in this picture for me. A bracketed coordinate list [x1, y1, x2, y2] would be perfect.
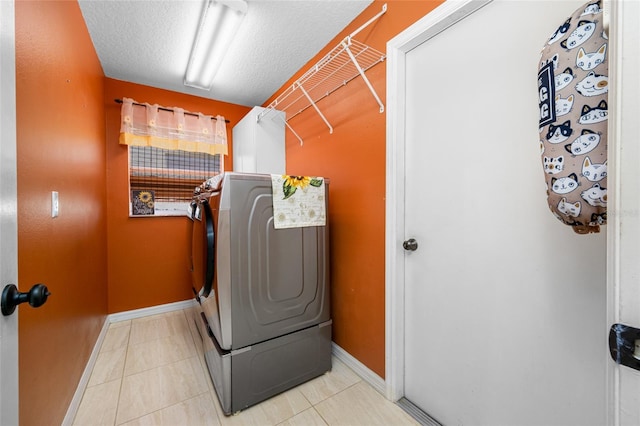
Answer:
[538, 0, 608, 234]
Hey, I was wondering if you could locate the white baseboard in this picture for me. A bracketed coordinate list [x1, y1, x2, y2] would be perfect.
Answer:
[108, 299, 196, 323]
[61, 318, 110, 426]
[332, 343, 386, 397]
[62, 299, 195, 425]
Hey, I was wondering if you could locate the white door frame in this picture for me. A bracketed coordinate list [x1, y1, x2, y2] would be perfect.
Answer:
[605, 0, 640, 425]
[0, 0, 20, 424]
[384, 0, 492, 402]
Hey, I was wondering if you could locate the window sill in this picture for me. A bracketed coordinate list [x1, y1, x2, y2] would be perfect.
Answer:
[129, 202, 192, 218]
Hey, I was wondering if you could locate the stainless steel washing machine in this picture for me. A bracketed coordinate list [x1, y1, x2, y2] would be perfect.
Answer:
[190, 172, 331, 414]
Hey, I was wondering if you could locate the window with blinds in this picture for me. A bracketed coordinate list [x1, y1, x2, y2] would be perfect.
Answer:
[129, 146, 222, 216]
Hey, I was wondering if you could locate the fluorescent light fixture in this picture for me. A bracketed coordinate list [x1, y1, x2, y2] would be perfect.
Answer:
[184, 0, 248, 90]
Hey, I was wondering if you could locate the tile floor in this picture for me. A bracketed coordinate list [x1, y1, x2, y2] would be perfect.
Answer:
[72, 308, 419, 426]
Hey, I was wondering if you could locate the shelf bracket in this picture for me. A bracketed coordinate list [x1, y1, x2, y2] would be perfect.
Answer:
[350, 3, 387, 39]
[343, 37, 385, 113]
[298, 83, 334, 135]
[281, 115, 304, 146]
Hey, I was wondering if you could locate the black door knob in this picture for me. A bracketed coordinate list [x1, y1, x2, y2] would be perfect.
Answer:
[1, 284, 50, 316]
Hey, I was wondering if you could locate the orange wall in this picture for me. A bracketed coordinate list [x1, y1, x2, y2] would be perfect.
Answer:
[15, 1, 108, 425]
[104, 78, 251, 313]
[269, 0, 443, 378]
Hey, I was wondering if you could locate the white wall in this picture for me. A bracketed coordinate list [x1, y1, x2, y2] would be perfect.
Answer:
[388, 1, 607, 424]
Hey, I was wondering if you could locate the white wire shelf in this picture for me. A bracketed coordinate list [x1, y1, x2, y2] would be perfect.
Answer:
[257, 4, 387, 145]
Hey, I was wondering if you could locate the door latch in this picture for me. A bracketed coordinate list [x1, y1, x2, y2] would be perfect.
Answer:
[609, 323, 640, 371]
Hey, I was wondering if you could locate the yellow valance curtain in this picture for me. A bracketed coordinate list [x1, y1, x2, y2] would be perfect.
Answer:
[119, 97, 228, 155]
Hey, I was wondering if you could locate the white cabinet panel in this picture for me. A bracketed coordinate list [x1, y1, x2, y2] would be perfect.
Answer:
[232, 106, 285, 175]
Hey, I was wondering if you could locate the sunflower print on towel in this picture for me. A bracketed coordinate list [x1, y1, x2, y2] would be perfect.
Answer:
[271, 175, 326, 229]
[282, 175, 323, 199]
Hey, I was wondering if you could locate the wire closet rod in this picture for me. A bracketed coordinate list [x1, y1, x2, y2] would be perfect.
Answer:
[114, 98, 230, 123]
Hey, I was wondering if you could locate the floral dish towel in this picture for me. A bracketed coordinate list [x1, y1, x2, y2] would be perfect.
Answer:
[271, 175, 326, 229]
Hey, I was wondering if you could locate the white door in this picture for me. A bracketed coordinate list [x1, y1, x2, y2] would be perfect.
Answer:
[387, 1, 609, 425]
[606, 0, 640, 424]
[0, 0, 20, 424]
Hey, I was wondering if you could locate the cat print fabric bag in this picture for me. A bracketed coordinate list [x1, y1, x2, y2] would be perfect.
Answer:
[538, 0, 608, 234]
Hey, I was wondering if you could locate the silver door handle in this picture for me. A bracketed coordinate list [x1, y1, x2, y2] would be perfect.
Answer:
[403, 238, 418, 251]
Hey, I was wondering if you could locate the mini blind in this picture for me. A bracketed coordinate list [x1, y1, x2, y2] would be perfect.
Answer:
[130, 146, 221, 203]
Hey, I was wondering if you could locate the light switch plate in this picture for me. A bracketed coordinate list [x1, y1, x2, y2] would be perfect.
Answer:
[51, 191, 59, 218]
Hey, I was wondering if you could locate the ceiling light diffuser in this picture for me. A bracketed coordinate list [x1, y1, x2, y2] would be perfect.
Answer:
[184, 0, 248, 90]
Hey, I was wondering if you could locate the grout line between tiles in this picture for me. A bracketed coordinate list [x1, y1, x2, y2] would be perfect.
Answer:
[115, 390, 215, 426]
[206, 388, 225, 426]
[122, 311, 197, 377]
[181, 308, 200, 355]
[114, 312, 217, 425]
[114, 322, 132, 426]
[305, 379, 363, 426]
[313, 406, 331, 426]
[310, 405, 331, 426]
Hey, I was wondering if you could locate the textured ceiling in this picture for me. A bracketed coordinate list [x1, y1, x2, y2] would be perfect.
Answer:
[78, 0, 373, 107]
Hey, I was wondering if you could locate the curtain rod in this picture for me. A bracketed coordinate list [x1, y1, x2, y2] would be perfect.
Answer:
[114, 99, 230, 123]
